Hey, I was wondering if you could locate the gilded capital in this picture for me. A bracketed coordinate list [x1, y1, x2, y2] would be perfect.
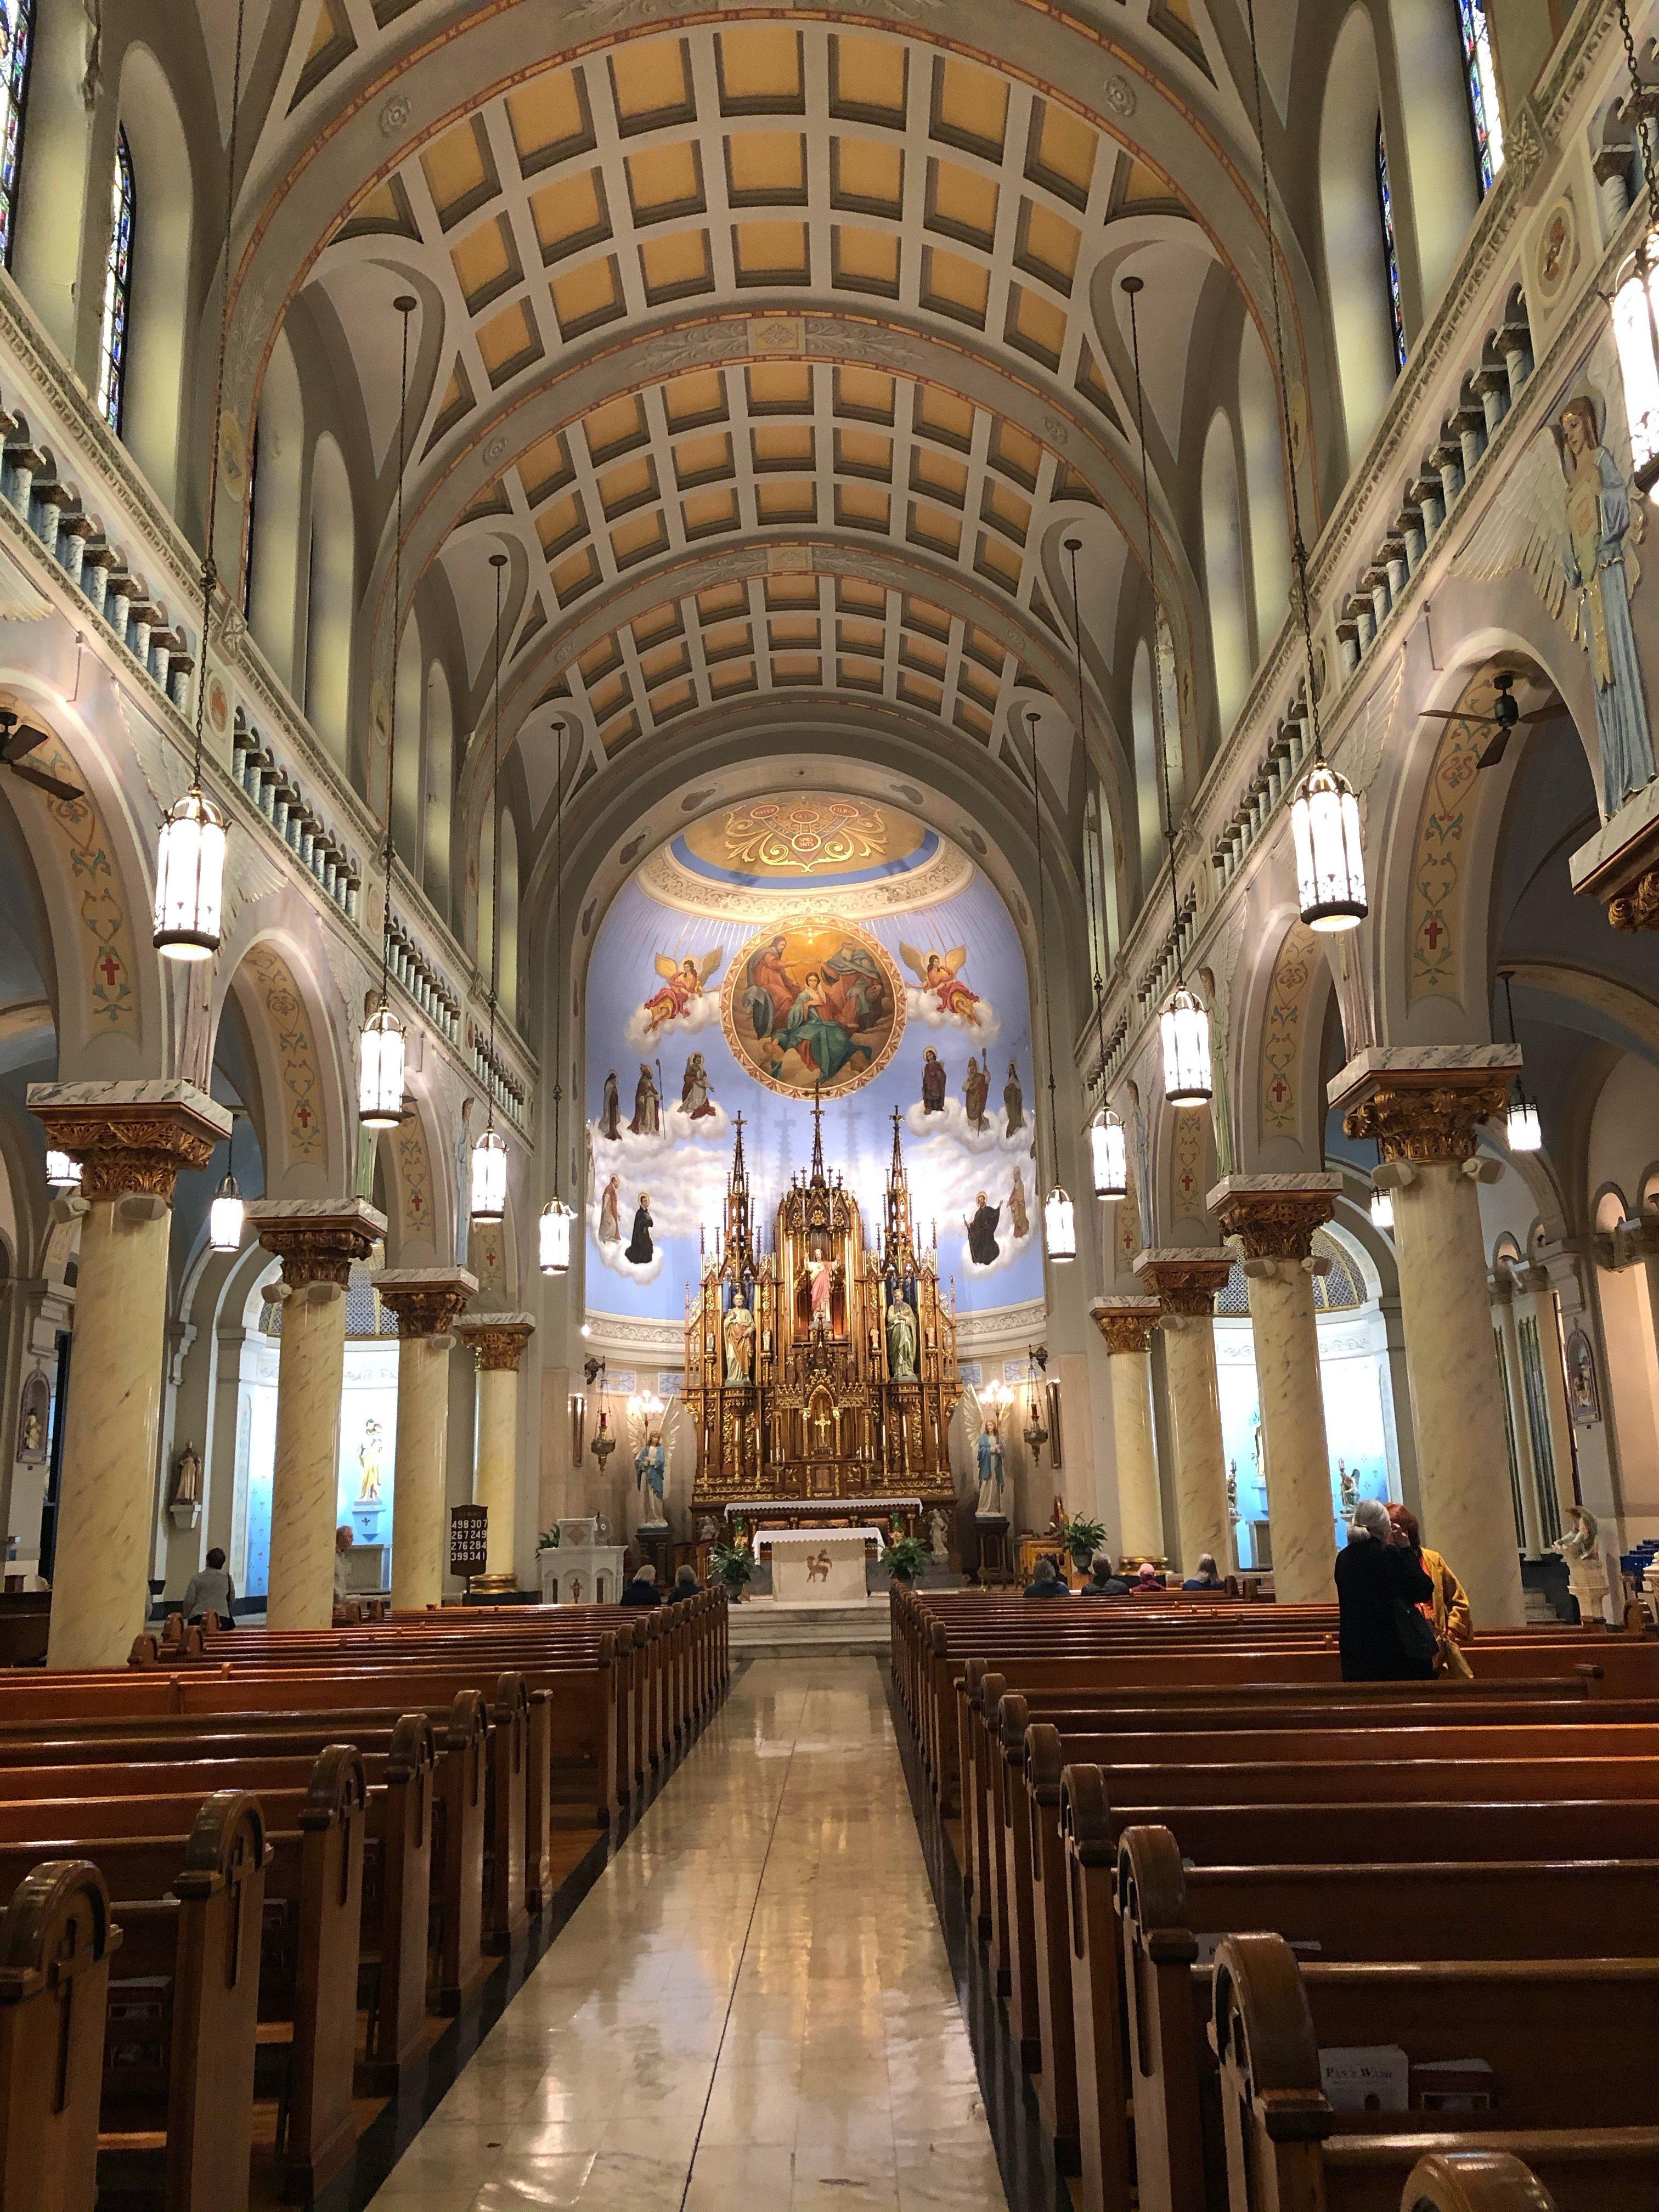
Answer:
[1133, 1248, 1233, 1319]
[1328, 1046, 1520, 1167]
[1091, 1299, 1161, 1356]
[29, 1082, 230, 1203]
[456, 1312, 536, 1372]
[1207, 1174, 1340, 1261]
[247, 1198, 387, 1291]
[375, 1266, 479, 1339]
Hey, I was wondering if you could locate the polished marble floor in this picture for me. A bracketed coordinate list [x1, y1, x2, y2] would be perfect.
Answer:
[370, 1658, 1010, 2212]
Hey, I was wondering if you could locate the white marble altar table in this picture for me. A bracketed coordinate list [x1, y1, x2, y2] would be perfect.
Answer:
[759, 1527, 880, 1606]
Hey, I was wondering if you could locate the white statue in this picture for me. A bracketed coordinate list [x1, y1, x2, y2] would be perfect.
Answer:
[928, 1507, 950, 1561]
[963, 1387, 1005, 1516]
[1555, 1504, 1610, 1622]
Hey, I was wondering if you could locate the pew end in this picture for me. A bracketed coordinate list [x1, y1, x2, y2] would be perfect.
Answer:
[1402, 2149, 1560, 2211]
[0, 1860, 117, 2212]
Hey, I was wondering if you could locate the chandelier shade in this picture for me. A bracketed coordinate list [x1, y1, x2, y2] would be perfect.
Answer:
[153, 787, 227, 959]
[1615, 242, 1659, 500]
[46, 1150, 81, 1192]
[539, 1196, 574, 1275]
[1369, 1182, 1395, 1233]
[209, 1170, 244, 1252]
[1506, 1096, 1542, 1153]
[1160, 984, 1213, 1105]
[1043, 1184, 1076, 1263]
[470, 1126, 508, 1222]
[1090, 1110, 1128, 1200]
[1291, 757, 1368, 930]
[358, 1002, 406, 1128]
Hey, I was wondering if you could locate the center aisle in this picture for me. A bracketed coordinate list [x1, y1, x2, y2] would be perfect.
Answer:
[370, 1657, 1010, 2212]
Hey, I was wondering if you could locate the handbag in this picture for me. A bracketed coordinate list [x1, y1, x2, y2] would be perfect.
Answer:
[1393, 1596, 1440, 1670]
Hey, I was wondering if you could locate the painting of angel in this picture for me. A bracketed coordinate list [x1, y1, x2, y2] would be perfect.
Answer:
[901, 944, 987, 1027]
[635, 948, 725, 1039]
[1460, 369, 1656, 817]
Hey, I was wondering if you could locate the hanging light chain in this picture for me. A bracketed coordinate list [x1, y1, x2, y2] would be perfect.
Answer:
[381, 297, 416, 1012]
[484, 550, 506, 1129]
[192, 0, 248, 793]
[1123, 278, 1186, 983]
[1025, 708, 1061, 1178]
[552, 714, 566, 1190]
[1064, 533, 1111, 1105]
[1618, 0, 1659, 234]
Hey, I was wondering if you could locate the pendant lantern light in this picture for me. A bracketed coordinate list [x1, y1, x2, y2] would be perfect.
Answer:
[1613, 0, 1659, 500]
[155, 0, 248, 962]
[1123, 276, 1213, 1110]
[541, 719, 574, 1276]
[1499, 972, 1542, 1153]
[472, 552, 510, 1223]
[359, 295, 419, 1131]
[1021, 708, 1075, 1265]
[1368, 1136, 1394, 1232]
[1241, 0, 1369, 933]
[210, 1110, 245, 1252]
[46, 1150, 80, 1193]
[1090, 1111, 1128, 1202]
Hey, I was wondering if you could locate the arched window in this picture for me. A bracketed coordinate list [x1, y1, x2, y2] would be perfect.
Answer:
[1457, 0, 1503, 191]
[0, 0, 35, 268]
[1375, 121, 1406, 373]
[96, 127, 134, 433]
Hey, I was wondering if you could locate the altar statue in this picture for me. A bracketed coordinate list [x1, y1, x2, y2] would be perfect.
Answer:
[628, 1397, 679, 1519]
[886, 1285, 919, 1381]
[965, 1387, 1005, 1514]
[357, 1419, 384, 1503]
[724, 1289, 755, 1383]
[804, 1252, 837, 1329]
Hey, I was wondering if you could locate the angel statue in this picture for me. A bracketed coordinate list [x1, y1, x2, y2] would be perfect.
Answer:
[900, 943, 985, 1027]
[1462, 381, 1656, 816]
[628, 1396, 680, 1523]
[963, 1387, 1006, 1516]
[1554, 1501, 1611, 1622]
[641, 948, 724, 1036]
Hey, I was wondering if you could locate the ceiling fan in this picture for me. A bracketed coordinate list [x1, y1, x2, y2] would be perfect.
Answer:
[0, 711, 83, 803]
[1416, 670, 1558, 772]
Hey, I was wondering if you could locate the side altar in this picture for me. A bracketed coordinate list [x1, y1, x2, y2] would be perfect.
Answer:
[687, 1101, 960, 1519]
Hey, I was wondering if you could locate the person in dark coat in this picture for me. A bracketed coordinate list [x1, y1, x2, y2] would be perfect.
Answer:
[670, 1565, 701, 1601]
[1182, 1553, 1224, 1591]
[1023, 1556, 1068, 1599]
[1079, 1555, 1130, 1597]
[1335, 1496, 1435, 1680]
[619, 1565, 661, 1608]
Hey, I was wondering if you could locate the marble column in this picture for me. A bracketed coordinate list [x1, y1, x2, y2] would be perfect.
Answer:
[454, 1313, 535, 1588]
[1491, 1274, 1544, 1559]
[248, 1200, 386, 1630]
[375, 1267, 477, 1613]
[1210, 1175, 1342, 1604]
[29, 1082, 229, 1669]
[1090, 1299, 1165, 1563]
[1133, 1250, 1234, 1575]
[1332, 1046, 1527, 1628]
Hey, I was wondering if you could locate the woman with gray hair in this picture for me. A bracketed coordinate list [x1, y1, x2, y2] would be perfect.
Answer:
[1334, 1495, 1436, 1681]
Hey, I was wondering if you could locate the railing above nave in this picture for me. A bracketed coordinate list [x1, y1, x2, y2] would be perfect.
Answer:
[1086, 0, 1633, 1102]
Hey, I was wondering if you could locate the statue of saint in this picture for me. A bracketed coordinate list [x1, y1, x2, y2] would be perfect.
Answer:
[724, 1290, 755, 1383]
[886, 1288, 919, 1381]
[357, 1420, 383, 1503]
[974, 1406, 1005, 1515]
[1555, 1503, 1610, 1622]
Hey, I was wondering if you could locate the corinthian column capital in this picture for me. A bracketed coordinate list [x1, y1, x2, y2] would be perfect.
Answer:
[455, 1312, 537, 1372]
[1133, 1248, 1232, 1318]
[247, 1198, 387, 1291]
[1328, 1046, 1520, 1166]
[1207, 1173, 1341, 1261]
[1090, 1298, 1161, 1355]
[29, 1080, 231, 1201]
[374, 1266, 478, 1338]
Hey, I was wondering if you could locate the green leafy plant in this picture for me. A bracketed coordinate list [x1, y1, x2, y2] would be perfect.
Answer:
[882, 1532, 930, 1585]
[1057, 1514, 1108, 1570]
[709, 1539, 754, 1595]
[536, 1526, 561, 1552]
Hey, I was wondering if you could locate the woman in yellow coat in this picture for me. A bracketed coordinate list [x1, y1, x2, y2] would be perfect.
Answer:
[1387, 1503, 1472, 1642]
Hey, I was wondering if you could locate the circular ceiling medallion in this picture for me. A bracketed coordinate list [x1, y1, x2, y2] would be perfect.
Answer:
[720, 915, 905, 1100]
[639, 791, 973, 919]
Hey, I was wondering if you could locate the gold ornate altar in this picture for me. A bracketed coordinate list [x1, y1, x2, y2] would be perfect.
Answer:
[687, 1102, 960, 1515]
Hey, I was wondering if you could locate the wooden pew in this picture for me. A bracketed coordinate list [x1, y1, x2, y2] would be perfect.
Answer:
[1211, 1933, 1659, 2211]
[1401, 2149, 1563, 2210]
[0, 1859, 116, 2212]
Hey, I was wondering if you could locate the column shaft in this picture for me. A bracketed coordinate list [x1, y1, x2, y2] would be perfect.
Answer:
[475, 1367, 518, 1577]
[1391, 1163, 1527, 1625]
[49, 1196, 171, 1667]
[1161, 1314, 1231, 1572]
[1494, 1288, 1544, 1559]
[266, 1283, 349, 1630]
[390, 1335, 451, 1611]
[1245, 1265, 1334, 1602]
[1109, 1349, 1163, 1561]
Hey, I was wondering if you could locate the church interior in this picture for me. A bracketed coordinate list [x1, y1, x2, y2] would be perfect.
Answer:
[0, 0, 1657, 2207]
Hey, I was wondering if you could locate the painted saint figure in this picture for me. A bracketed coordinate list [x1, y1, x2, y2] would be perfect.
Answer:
[600, 1070, 622, 1141]
[1556, 391, 1656, 815]
[771, 970, 866, 1084]
[625, 1192, 654, 1266]
[630, 1063, 661, 1136]
[742, 935, 794, 1037]
[921, 1047, 946, 1114]
[886, 1285, 919, 1381]
[597, 1173, 621, 1246]
[963, 1056, 989, 1132]
[964, 1191, 1001, 1268]
[1008, 1168, 1029, 1240]
[681, 1052, 715, 1119]
[724, 1290, 755, 1383]
[1003, 1062, 1024, 1133]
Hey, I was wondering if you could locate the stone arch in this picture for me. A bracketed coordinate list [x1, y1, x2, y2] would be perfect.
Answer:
[212, 921, 349, 1197]
[377, 1079, 448, 1267]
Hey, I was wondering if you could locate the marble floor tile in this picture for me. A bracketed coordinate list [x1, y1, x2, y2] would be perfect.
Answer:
[365, 1659, 1008, 2212]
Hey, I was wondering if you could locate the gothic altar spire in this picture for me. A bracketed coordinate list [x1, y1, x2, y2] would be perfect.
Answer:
[724, 1111, 752, 1273]
[884, 1107, 917, 1274]
[809, 1080, 826, 1186]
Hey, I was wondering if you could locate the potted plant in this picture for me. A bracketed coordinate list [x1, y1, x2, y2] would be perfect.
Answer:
[1057, 1514, 1108, 1577]
[881, 1532, 930, 1586]
[536, 1525, 560, 1553]
[709, 1538, 754, 1600]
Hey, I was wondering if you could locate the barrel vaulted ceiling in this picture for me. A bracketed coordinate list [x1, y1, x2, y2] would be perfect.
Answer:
[210, 0, 1328, 890]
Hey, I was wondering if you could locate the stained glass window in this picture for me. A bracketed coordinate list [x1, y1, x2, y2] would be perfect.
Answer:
[1375, 121, 1407, 374]
[0, 0, 34, 269]
[1457, 0, 1504, 194]
[97, 129, 134, 434]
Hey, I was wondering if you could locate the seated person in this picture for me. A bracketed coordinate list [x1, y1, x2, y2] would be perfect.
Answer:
[1079, 1554, 1130, 1597]
[332, 1524, 365, 1624]
[180, 1545, 236, 1627]
[670, 1564, 701, 1601]
[1182, 1551, 1225, 1591]
[1131, 1560, 1165, 1593]
[620, 1564, 661, 1608]
[1022, 1555, 1069, 1599]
